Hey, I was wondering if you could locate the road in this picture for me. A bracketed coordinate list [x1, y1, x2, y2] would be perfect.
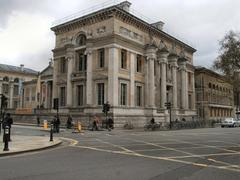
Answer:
[1, 126, 240, 180]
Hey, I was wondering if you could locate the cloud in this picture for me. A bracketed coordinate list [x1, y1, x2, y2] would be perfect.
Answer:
[0, 0, 240, 71]
[0, 11, 54, 70]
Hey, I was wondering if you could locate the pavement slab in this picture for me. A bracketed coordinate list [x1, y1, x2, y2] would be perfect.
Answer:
[0, 135, 62, 156]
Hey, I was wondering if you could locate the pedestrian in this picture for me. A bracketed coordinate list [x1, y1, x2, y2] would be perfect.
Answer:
[52, 116, 57, 133]
[37, 116, 40, 127]
[56, 116, 60, 133]
[66, 115, 73, 129]
[92, 116, 99, 131]
[3, 113, 13, 141]
[108, 117, 114, 131]
[150, 118, 155, 124]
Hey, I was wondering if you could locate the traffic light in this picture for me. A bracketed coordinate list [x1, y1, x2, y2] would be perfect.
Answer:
[53, 98, 59, 110]
[1, 94, 8, 108]
[164, 102, 171, 109]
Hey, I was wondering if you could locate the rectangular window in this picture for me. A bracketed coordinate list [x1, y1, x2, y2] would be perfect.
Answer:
[136, 86, 142, 106]
[78, 52, 87, 71]
[60, 57, 66, 73]
[60, 87, 66, 106]
[84, 55, 87, 71]
[188, 94, 192, 109]
[121, 49, 127, 69]
[14, 85, 18, 96]
[136, 55, 142, 72]
[97, 83, 104, 105]
[77, 85, 84, 106]
[98, 48, 105, 68]
[120, 83, 127, 106]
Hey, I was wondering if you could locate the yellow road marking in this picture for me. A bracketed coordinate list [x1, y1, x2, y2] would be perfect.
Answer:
[60, 137, 78, 146]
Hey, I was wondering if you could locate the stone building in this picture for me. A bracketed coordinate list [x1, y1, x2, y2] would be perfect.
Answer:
[195, 66, 234, 123]
[51, 1, 197, 127]
[0, 64, 38, 109]
[22, 61, 53, 109]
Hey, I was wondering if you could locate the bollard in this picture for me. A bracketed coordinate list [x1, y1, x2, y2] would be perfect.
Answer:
[50, 123, 53, 142]
[3, 125, 9, 151]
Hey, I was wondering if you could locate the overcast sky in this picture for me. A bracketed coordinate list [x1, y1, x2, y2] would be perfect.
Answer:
[0, 0, 239, 71]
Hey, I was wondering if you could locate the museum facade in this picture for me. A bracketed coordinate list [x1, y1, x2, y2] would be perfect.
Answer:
[50, 1, 197, 127]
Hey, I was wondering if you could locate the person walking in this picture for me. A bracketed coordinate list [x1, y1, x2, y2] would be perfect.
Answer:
[56, 116, 60, 133]
[37, 116, 40, 127]
[108, 117, 114, 131]
[3, 113, 13, 141]
[66, 115, 73, 129]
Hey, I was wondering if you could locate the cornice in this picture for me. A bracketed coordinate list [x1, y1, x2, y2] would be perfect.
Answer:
[51, 5, 196, 53]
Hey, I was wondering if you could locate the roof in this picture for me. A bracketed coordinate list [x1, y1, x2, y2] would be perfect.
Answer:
[51, 1, 196, 53]
[0, 63, 38, 75]
[195, 66, 228, 82]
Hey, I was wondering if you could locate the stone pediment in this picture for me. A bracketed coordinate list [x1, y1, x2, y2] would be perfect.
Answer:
[41, 66, 53, 77]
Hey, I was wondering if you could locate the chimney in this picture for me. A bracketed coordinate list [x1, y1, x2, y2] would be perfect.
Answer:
[20, 64, 24, 71]
[151, 21, 165, 30]
[118, 1, 132, 12]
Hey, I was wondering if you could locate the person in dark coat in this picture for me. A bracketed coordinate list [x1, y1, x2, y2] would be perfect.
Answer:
[56, 116, 60, 133]
[37, 116, 40, 127]
[66, 115, 73, 129]
[3, 113, 13, 141]
[108, 117, 114, 131]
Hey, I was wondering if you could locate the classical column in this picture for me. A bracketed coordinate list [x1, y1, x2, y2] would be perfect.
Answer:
[9, 81, 14, 108]
[148, 57, 155, 107]
[169, 54, 178, 109]
[66, 55, 74, 107]
[86, 49, 93, 105]
[108, 47, 119, 106]
[179, 60, 188, 109]
[146, 45, 157, 107]
[130, 53, 135, 107]
[155, 60, 161, 108]
[159, 51, 169, 109]
[44, 81, 48, 108]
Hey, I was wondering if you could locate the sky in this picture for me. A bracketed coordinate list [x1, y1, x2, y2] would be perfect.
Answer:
[0, 0, 240, 71]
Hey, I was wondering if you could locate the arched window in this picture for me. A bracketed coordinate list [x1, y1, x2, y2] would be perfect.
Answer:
[14, 78, 19, 83]
[208, 83, 212, 89]
[76, 34, 86, 46]
[3, 76, 9, 82]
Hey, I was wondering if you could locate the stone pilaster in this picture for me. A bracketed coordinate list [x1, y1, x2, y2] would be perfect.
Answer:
[144, 57, 149, 107]
[66, 46, 74, 107]
[191, 72, 196, 110]
[130, 53, 135, 107]
[44, 81, 48, 108]
[9, 81, 14, 108]
[169, 54, 178, 109]
[52, 59, 58, 105]
[86, 49, 93, 106]
[108, 47, 119, 106]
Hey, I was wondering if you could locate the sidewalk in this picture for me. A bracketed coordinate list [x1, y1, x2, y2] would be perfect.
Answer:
[0, 134, 62, 156]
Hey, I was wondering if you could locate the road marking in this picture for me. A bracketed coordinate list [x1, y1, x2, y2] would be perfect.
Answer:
[60, 137, 78, 146]
[72, 144, 240, 172]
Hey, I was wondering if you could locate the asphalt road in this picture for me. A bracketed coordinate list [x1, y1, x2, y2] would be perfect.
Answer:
[1, 126, 240, 180]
